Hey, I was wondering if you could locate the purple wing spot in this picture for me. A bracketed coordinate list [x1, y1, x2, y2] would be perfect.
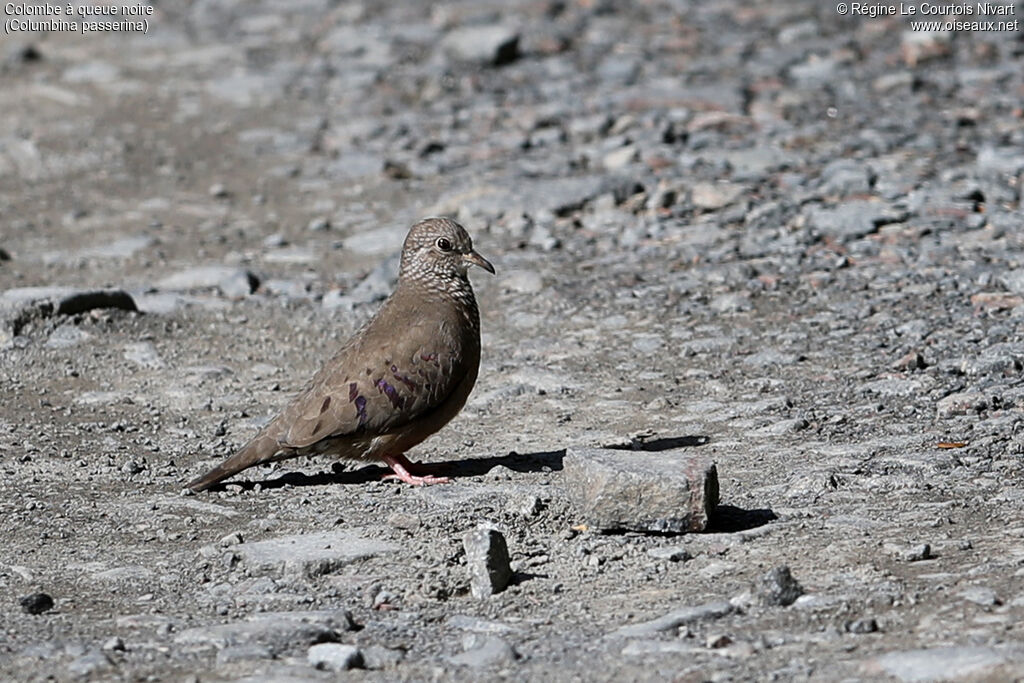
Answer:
[375, 378, 406, 410]
[392, 370, 418, 391]
[365, 368, 372, 376]
[349, 382, 358, 402]
[420, 352, 438, 364]
[390, 364, 397, 373]
[354, 395, 368, 428]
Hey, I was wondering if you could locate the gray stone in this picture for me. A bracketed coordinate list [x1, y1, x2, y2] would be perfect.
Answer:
[360, 645, 405, 669]
[441, 25, 520, 66]
[754, 566, 803, 607]
[233, 531, 398, 578]
[806, 201, 906, 241]
[123, 342, 165, 370]
[157, 266, 254, 294]
[936, 392, 987, 418]
[977, 146, 1024, 176]
[609, 601, 734, 638]
[603, 145, 638, 171]
[218, 269, 259, 298]
[216, 644, 273, 664]
[307, 643, 363, 671]
[646, 545, 692, 562]
[449, 635, 518, 668]
[67, 650, 110, 677]
[45, 323, 91, 349]
[563, 448, 718, 534]
[960, 586, 999, 606]
[1000, 270, 1024, 295]
[463, 527, 512, 598]
[174, 610, 354, 655]
[691, 182, 744, 211]
[884, 542, 932, 562]
[867, 646, 1014, 682]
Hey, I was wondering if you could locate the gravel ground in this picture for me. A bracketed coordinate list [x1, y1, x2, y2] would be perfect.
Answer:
[3, 1, 1024, 681]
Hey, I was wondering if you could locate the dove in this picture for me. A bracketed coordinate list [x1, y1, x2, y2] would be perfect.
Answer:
[187, 217, 494, 491]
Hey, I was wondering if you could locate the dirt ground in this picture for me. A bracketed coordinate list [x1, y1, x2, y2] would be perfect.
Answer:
[3, 1, 1024, 681]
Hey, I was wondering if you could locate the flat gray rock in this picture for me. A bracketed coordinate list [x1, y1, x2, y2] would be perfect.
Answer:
[866, 646, 1018, 682]
[609, 601, 735, 638]
[233, 531, 398, 578]
[175, 610, 355, 656]
[307, 642, 363, 671]
[563, 447, 718, 534]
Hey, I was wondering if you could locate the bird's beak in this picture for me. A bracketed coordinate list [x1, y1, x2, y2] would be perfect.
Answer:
[463, 250, 495, 274]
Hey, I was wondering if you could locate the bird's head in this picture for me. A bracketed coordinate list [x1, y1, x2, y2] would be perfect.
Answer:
[399, 217, 495, 286]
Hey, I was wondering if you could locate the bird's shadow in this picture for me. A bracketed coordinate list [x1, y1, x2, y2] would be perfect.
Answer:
[213, 448, 568, 491]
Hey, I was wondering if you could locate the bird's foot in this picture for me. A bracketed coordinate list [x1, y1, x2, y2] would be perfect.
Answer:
[381, 453, 450, 486]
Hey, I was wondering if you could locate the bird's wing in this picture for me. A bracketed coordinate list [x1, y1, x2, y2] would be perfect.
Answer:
[275, 317, 470, 449]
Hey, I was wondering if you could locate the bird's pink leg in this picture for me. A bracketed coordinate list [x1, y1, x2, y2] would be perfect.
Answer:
[381, 453, 451, 486]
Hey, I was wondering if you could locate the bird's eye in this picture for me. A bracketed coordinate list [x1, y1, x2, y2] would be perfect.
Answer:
[435, 237, 453, 251]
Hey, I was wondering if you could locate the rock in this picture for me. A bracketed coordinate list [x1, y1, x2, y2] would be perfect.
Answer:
[20, 592, 54, 615]
[463, 527, 512, 598]
[563, 448, 718, 534]
[156, 266, 256, 294]
[609, 601, 734, 638]
[123, 342, 165, 370]
[67, 650, 110, 677]
[308, 643, 363, 671]
[691, 182, 743, 211]
[977, 146, 1024, 177]
[602, 145, 638, 171]
[232, 531, 398, 578]
[174, 610, 355, 655]
[960, 586, 1000, 607]
[936, 392, 987, 418]
[441, 25, 520, 66]
[361, 645, 405, 669]
[901, 29, 951, 66]
[884, 542, 932, 562]
[218, 269, 259, 298]
[806, 201, 906, 241]
[449, 635, 518, 667]
[503, 270, 544, 294]
[646, 545, 692, 562]
[754, 566, 803, 607]
[307, 217, 331, 232]
[45, 323, 91, 349]
[845, 618, 879, 634]
[970, 292, 1024, 312]
[867, 646, 1013, 682]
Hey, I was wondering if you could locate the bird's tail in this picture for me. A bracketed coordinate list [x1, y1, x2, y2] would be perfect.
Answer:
[186, 431, 283, 492]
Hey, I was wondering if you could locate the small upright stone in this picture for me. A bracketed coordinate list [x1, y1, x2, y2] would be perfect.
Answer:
[463, 528, 512, 598]
[755, 566, 803, 607]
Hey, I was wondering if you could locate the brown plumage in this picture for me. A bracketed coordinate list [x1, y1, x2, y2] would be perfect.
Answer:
[187, 217, 495, 491]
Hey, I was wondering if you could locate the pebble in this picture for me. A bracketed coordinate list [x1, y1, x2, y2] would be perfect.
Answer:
[449, 634, 518, 668]
[19, 592, 54, 615]
[307, 643, 364, 671]
[462, 527, 513, 598]
[441, 25, 520, 66]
